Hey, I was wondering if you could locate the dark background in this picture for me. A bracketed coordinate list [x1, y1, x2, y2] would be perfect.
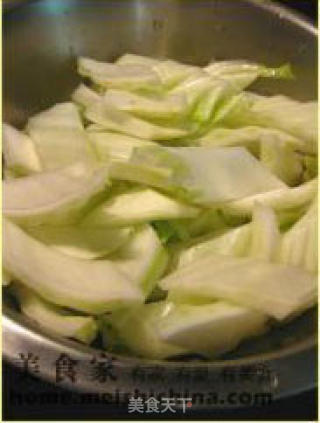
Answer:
[3, 0, 318, 421]
[278, 0, 317, 21]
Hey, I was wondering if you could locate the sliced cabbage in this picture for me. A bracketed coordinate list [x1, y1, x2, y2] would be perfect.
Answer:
[198, 126, 305, 155]
[2, 54, 318, 358]
[160, 253, 317, 320]
[109, 145, 286, 205]
[151, 220, 191, 245]
[259, 137, 303, 186]
[221, 178, 317, 218]
[168, 146, 286, 204]
[278, 200, 317, 273]
[191, 80, 236, 123]
[205, 60, 293, 90]
[26, 103, 96, 169]
[178, 224, 251, 268]
[12, 284, 98, 344]
[116, 53, 161, 67]
[104, 300, 267, 359]
[131, 144, 190, 174]
[4, 219, 143, 314]
[171, 73, 218, 110]
[109, 225, 168, 295]
[102, 303, 186, 359]
[27, 102, 83, 130]
[108, 160, 174, 191]
[3, 163, 110, 226]
[72, 83, 102, 108]
[81, 187, 200, 227]
[277, 206, 309, 231]
[220, 93, 317, 154]
[172, 209, 228, 240]
[78, 57, 161, 91]
[3, 123, 42, 175]
[117, 53, 204, 87]
[157, 301, 268, 357]
[151, 220, 184, 244]
[212, 92, 246, 126]
[303, 155, 318, 182]
[178, 204, 280, 267]
[25, 225, 132, 259]
[170, 61, 292, 122]
[106, 147, 177, 191]
[250, 203, 280, 261]
[85, 100, 188, 140]
[128, 145, 285, 205]
[154, 60, 204, 88]
[87, 131, 156, 162]
[103, 89, 187, 120]
[86, 123, 108, 133]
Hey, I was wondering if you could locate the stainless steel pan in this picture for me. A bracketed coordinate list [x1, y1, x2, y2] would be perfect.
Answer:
[3, 0, 317, 406]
